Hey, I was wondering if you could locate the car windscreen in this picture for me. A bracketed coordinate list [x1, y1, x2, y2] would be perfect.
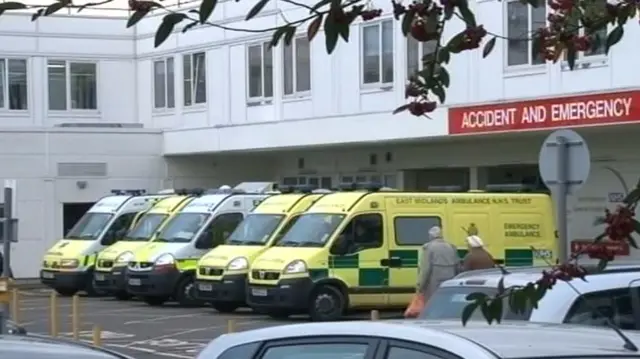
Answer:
[274, 213, 344, 247]
[226, 214, 285, 245]
[65, 213, 113, 240]
[419, 285, 532, 321]
[155, 212, 210, 243]
[125, 213, 168, 241]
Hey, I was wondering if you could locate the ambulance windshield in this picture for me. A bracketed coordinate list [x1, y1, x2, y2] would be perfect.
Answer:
[126, 213, 168, 241]
[66, 212, 113, 240]
[156, 213, 210, 243]
[275, 213, 344, 247]
[226, 214, 284, 245]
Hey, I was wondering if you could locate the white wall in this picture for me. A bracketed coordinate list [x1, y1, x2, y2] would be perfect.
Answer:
[0, 13, 136, 127]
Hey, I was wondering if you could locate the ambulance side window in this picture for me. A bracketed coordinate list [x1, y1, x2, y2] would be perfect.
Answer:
[332, 214, 383, 255]
[102, 212, 138, 246]
[394, 216, 442, 246]
[196, 212, 244, 249]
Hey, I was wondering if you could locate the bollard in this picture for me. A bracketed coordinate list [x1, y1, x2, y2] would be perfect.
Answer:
[49, 292, 58, 337]
[10, 288, 19, 325]
[227, 319, 236, 333]
[72, 295, 80, 340]
[370, 310, 380, 321]
[92, 325, 102, 347]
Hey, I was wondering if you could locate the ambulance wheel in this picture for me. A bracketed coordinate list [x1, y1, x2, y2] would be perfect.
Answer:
[55, 288, 78, 297]
[175, 275, 199, 307]
[308, 284, 345, 322]
[212, 302, 239, 313]
[114, 291, 132, 301]
[85, 280, 108, 297]
[143, 296, 168, 306]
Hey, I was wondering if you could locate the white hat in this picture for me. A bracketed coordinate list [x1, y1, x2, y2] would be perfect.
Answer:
[466, 235, 484, 248]
[428, 226, 442, 240]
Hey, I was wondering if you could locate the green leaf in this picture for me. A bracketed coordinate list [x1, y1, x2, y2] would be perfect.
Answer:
[592, 216, 606, 226]
[182, 21, 198, 33]
[446, 31, 465, 54]
[127, 6, 155, 28]
[480, 301, 492, 324]
[605, 25, 623, 55]
[597, 258, 608, 271]
[323, 14, 340, 54]
[437, 66, 450, 88]
[337, 22, 349, 42]
[31, 8, 43, 21]
[401, 8, 416, 37]
[246, 0, 270, 21]
[497, 277, 505, 295]
[44, 0, 69, 16]
[623, 188, 640, 205]
[489, 299, 503, 323]
[431, 85, 446, 103]
[393, 104, 410, 115]
[461, 301, 479, 326]
[154, 13, 186, 48]
[510, 290, 527, 314]
[627, 235, 639, 249]
[307, 15, 322, 41]
[437, 47, 450, 64]
[465, 292, 488, 302]
[310, 0, 331, 12]
[199, 0, 218, 23]
[566, 46, 577, 70]
[458, 6, 476, 27]
[482, 37, 496, 58]
[283, 26, 296, 46]
[269, 26, 289, 48]
[0, 2, 26, 15]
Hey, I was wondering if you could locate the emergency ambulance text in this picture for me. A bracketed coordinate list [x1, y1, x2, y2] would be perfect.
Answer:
[504, 223, 540, 238]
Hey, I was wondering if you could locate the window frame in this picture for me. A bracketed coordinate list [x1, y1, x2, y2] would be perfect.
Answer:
[561, 0, 608, 68]
[47, 59, 99, 112]
[504, 0, 547, 70]
[562, 286, 640, 330]
[254, 335, 380, 359]
[152, 56, 175, 111]
[375, 339, 464, 359]
[182, 51, 207, 107]
[332, 213, 385, 253]
[360, 19, 394, 89]
[247, 41, 274, 104]
[282, 36, 312, 98]
[393, 216, 443, 246]
[0, 57, 29, 111]
[195, 212, 244, 249]
[406, 38, 437, 80]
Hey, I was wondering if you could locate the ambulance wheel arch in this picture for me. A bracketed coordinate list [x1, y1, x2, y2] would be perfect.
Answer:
[308, 278, 350, 321]
[175, 268, 198, 306]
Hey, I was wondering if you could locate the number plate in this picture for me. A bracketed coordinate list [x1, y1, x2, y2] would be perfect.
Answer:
[42, 272, 54, 279]
[95, 274, 105, 281]
[128, 278, 141, 286]
[251, 288, 268, 297]
[198, 283, 213, 292]
[533, 250, 552, 259]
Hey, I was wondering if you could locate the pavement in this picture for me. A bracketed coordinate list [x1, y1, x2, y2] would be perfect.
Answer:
[11, 289, 403, 359]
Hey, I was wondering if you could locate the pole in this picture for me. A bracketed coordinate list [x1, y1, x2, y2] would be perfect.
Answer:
[0, 186, 12, 334]
[556, 136, 569, 263]
[72, 295, 80, 340]
[50, 292, 58, 337]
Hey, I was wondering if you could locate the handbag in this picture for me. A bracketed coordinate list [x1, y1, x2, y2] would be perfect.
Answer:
[404, 293, 426, 318]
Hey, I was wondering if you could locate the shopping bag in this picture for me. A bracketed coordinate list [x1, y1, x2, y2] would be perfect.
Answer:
[404, 293, 426, 318]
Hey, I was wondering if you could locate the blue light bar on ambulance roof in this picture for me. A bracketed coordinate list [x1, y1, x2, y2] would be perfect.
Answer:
[174, 188, 205, 196]
[426, 185, 468, 193]
[338, 182, 383, 192]
[278, 185, 316, 194]
[110, 189, 147, 196]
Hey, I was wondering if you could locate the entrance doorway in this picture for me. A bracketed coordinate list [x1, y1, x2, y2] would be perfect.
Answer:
[63, 203, 94, 235]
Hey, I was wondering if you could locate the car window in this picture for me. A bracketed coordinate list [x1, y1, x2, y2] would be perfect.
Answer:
[385, 346, 442, 359]
[394, 216, 442, 246]
[213, 342, 261, 359]
[564, 288, 636, 330]
[260, 343, 368, 359]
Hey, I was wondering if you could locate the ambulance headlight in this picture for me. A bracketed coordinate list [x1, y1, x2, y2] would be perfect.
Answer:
[227, 257, 249, 271]
[116, 251, 134, 264]
[283, 260, 307, 274]
[155, 253, 175, 266]
[60, 259, 79, 269]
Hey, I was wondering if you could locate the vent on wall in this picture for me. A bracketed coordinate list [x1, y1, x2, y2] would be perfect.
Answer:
[54, 123, 143, 128]
[57, 162, 108, 177]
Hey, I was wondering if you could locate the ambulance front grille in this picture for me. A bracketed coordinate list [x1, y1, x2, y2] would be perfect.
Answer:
[98, 260, 114, 268]
[199, 267, 223, 276]
[251, 270, 280, 280]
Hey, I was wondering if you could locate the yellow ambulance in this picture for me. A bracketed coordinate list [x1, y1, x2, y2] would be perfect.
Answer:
[194, 189, 330, 313]
[40, 190, 172, 296]
[246, 185, 557, 321]
[93, 194, 195, 300]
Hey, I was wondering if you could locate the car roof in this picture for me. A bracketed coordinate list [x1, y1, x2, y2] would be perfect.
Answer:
[198, 320, 640, 359]
[0, 334, 133, 359]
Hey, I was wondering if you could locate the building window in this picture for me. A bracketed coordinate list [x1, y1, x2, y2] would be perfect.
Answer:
[0, 59, 28, 111]
[153, 57, 175, 110]
[247, 42, 273, 102]
[506, 1, 546, 67]
[567, 0, 606, 58]
[283, 37, 311, 96]
[183, 52, 206, 106]
[407, 38, 437, 77]
[47, 60, 97, 110]
[362, 19, 394, 86]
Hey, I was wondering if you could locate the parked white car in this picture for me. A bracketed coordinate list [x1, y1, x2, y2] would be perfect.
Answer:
[197, 319, 640, 359]
[420, 264, 640, 329]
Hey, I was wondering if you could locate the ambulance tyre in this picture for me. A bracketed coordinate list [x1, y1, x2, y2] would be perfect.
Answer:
[267, 310, 291, 320]
[212, 302, 239, 313]
[175, 275, 199, 307]
[55, 288, 78, 297]
[308, 284, 346, 322]
[114, 291, 132, 301]
[143, 296, 168, 306]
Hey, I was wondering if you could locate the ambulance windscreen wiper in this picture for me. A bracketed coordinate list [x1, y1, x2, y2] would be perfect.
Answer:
[276, 240, 300, 247]
[296, 241, 323, 248]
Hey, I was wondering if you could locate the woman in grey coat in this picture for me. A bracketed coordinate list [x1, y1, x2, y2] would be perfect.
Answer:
[417, 226, 459, 301]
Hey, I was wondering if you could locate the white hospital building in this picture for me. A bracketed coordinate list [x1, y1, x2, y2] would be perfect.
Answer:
[2, 0, 640, 277]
